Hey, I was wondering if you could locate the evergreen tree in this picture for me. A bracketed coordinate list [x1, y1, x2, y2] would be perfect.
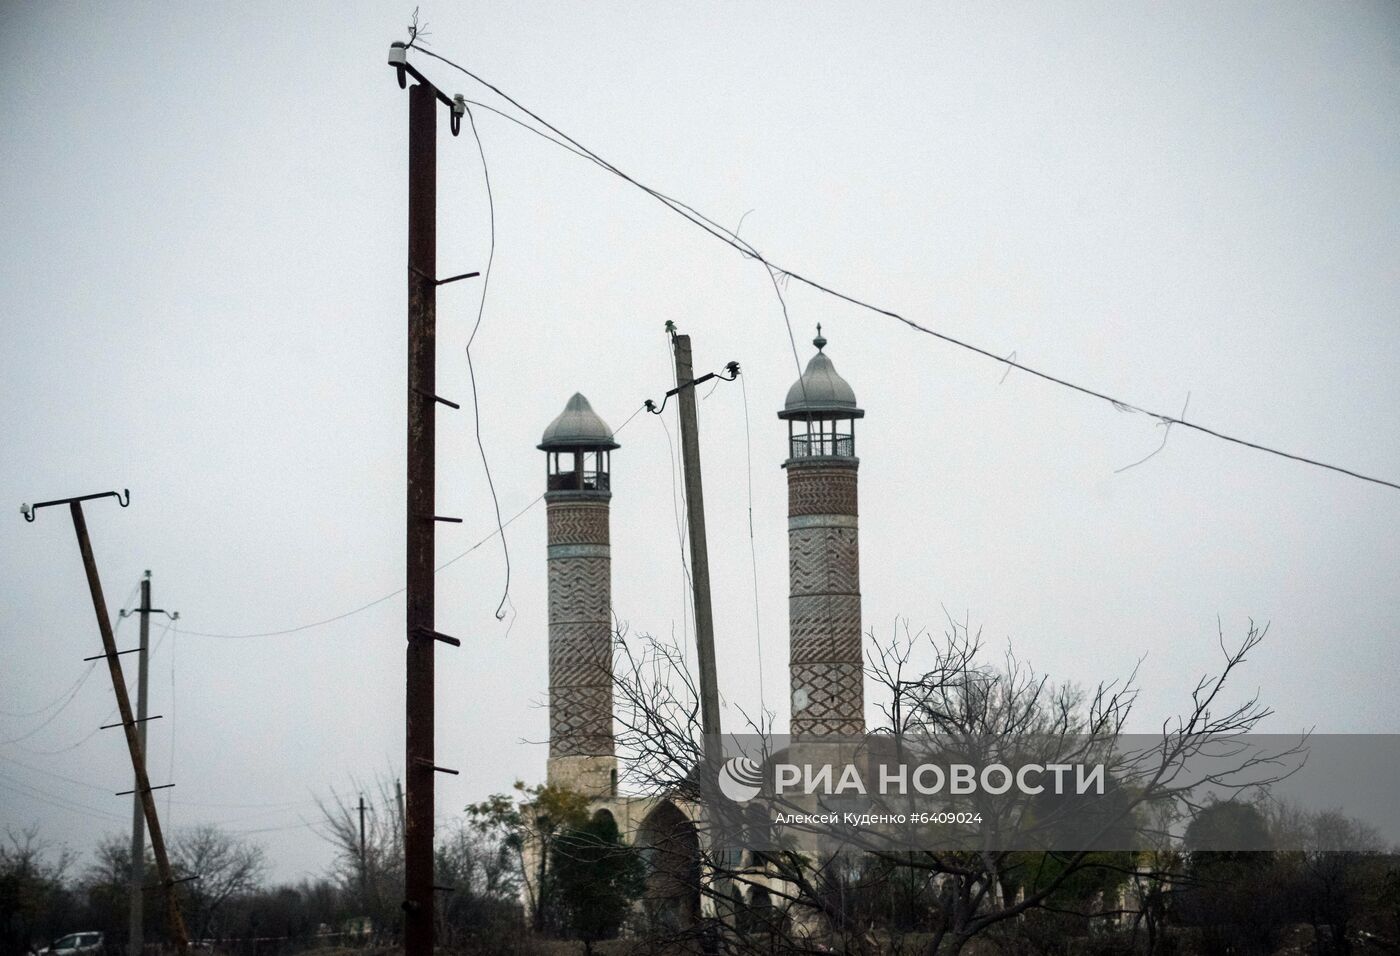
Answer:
[550, 812, 643, 955]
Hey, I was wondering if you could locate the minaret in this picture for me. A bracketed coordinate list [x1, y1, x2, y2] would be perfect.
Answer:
[539, 393, 619, 796]
[780, 326, 865, 738]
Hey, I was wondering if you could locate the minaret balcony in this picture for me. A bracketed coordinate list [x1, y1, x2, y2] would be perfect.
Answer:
[547, 469, 611, 493]
[789, 433, 854, 460]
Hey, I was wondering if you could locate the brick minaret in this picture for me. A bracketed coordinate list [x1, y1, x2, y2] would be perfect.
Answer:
[780, 326, 865, 738]
[540, 393, 618, 796]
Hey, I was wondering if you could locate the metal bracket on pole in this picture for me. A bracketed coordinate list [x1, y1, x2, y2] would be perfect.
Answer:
[645, 359, 741, 415]
[411, 386, 460, 409]
[21, 489, 129, 522]
[387, 42, 466, 136]
[410, 626, 460, 647]
[84, 647, 141, 661]
[101, 715, 163, 730]
[409, 265, 480, 286]
[116, 783, 175, 797]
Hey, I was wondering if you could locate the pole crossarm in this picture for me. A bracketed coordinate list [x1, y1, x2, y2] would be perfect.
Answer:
[21, 489, 129, 522]
[645, 359, 741, 416]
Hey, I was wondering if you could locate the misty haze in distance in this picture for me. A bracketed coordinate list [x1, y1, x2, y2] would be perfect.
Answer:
[2, 2, 1397, 881]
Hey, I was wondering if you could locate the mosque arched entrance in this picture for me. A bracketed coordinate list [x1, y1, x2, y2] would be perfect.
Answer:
[635, 800, 701, 931]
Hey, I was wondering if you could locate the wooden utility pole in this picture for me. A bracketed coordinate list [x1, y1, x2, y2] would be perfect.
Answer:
[72, 510, 190, 955]
[671, 333, 724, 769]
[21, 492, 190, 954]
[668, 334, 741, 947]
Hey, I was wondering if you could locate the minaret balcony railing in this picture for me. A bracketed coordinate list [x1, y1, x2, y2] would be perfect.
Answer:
[547, 470, 611, 492]
[789, 434, 854, 459]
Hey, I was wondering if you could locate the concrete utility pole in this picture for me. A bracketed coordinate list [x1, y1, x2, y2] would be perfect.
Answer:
[670, 333, 724, 769]
[358, 793, 367, 903]
[126, 571, 177, 956]
[128, 573, 152, 956]
[21, 492, 189, 954]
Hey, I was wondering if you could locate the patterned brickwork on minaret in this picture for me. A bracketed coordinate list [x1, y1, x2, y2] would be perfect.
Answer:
[787, 461, 864, 737]
[780, 327, 866, 740]
[547, 497, 613, 761]
[540, 392, 619, 797]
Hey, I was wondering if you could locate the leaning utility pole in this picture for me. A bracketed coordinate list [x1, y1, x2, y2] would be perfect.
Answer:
[659, 333, 743, 941]
[21, 492, 189, 954]
[388, 42, 475, 956]
[122, 571, 177, 956]
[670, 332, 725, 770]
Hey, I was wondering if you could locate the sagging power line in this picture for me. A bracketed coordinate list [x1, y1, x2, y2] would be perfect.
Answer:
[405, 44, 1400, 494]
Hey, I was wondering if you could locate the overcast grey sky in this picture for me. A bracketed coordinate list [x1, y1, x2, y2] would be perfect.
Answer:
[2, 2, 1397, 882]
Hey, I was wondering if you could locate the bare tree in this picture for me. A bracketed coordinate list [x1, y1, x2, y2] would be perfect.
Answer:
[170, 824, 267, 942]
[0, 826, 74, 953]
[610, 614, 1304, 955]
[315, 774, 404, 937]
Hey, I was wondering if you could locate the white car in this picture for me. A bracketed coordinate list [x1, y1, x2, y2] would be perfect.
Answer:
[35, 932, 105, 956]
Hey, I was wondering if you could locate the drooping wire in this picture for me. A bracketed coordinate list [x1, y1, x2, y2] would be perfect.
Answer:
[0, 773, 129, 824]
[0, 667, 98, 745]
[0, 580, 139, 724]
[0, 665, 95, 720]
[414, 48, 1400, 494]
[0, 598, 142, 745]
[459, 102, 511, 621]
[168, 407, 646, 642]
[175, 496, 544, 640]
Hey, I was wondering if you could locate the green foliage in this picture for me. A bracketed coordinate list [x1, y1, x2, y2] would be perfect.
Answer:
[465, 781, 591, 933]
[549, 812, 643, 954]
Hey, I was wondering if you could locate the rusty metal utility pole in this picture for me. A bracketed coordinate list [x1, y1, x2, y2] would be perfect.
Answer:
[671, 333, 724, 769]
[388, 42, 474, 956]
[124, 571, 177, 956]
[21, 492, 189, 954]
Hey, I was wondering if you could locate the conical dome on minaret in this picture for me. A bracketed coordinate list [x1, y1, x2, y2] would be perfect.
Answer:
[779, 325, 864, 420]
[539, 392, 620, 451]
